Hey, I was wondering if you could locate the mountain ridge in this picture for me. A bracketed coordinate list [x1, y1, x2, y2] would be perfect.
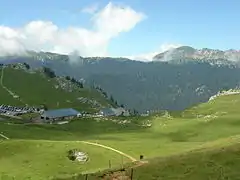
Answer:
[153, 46, 240, 63]
[2, 45, 240, 64]
[1, 48, 240, 113]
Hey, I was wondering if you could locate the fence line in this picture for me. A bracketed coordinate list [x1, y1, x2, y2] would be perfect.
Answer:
[82, 159, 135, 180]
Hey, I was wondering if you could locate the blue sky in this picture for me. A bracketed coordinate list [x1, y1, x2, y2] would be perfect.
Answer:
[0, 0, 239, 59]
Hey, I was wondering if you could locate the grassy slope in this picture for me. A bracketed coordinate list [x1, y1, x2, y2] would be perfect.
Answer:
[1, 67, 111, 112]
[0, 70, 22, 106]
[128, 94, 240, 180]
[84, 94, 240, 159]
[0, 140, 129, 180]
[0, 117, 145, 179]
[0, 91, 240, 179]
[0, 117, 147, 140]
[75, 94, 240, 179]
[132, 141, 240, 180]
[77, 137, 240, 180]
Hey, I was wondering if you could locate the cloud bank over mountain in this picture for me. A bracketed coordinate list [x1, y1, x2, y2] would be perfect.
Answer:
[125, 43, 182, 61]
[0, 2, 145, 57]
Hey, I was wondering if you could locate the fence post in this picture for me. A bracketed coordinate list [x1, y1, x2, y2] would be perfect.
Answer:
[109, 160, 111, 168]
[130, 168, 134, 180]
[121, 155, 124, 168]
[85, 174, 88, 180]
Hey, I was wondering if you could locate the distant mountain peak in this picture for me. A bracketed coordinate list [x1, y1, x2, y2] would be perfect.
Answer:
[153, 46, 240, 63]
[175, 46, 195, 51]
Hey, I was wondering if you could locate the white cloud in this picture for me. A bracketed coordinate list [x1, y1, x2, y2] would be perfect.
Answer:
[125, 43, 182, 61]
[92, 2, 146, 39]
[159, 44, 182, 53]
[0, 2, 145, 58]
[81, 3, 99, 14]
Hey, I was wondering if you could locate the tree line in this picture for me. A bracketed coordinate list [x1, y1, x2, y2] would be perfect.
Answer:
[94, 85, 139, 115]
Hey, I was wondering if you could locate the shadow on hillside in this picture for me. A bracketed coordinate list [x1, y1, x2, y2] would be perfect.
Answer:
[142, 130, 199, 143]
[5, 117, 150, 140]
[165, 131, 199, 142]
[168, 111, 183, 118]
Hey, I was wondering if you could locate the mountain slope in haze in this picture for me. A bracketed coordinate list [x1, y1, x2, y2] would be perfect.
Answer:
[1, 47, 240, 112]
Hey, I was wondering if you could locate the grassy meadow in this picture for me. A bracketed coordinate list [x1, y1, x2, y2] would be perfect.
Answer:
[0, 66, 111, 112]
[0, 140, 130, 180]
[0, 66, 240, 179]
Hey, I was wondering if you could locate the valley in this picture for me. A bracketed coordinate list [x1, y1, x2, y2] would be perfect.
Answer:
[0, 66, 240, 179]
[0, 1, 240, 179]
[0, 49, 240, 179]
[2, 47, 240, 113]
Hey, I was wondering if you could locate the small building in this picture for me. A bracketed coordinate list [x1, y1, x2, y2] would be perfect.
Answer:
[40, 108, 81, 123]
[99, 108, 116, 116]
[114, 107, 130, 116]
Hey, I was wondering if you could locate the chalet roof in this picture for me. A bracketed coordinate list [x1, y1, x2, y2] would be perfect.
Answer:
[41, 108, 80, 118]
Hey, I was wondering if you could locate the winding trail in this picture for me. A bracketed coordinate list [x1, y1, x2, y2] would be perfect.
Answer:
[0, 133, 147, 180]
[79, 141, 137, 162]
[1, 66, 10, 92]
[0, 132, 136, 162]
[1, 66, 6, 88]
[0, 133, 9, 140]
[0, 66, 25, 104]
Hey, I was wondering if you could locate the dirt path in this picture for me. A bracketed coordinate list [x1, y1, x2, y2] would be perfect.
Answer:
[1, 66, 10, 92]
[0, 134, 147, 179]
[0, 66, 26, 104]
[0, 133, 9, 140]
[0, 134, 136, 162]
[79, 141, 137, 162]
[78, 141, 149, 179]
[0, 66, 4, 85]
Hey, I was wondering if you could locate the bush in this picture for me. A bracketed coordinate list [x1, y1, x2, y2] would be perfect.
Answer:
[23, 63, 30, 70]
[43, 67, 56, 78]
[65, 76, 71, 80]
[67, 149, 77, 161]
